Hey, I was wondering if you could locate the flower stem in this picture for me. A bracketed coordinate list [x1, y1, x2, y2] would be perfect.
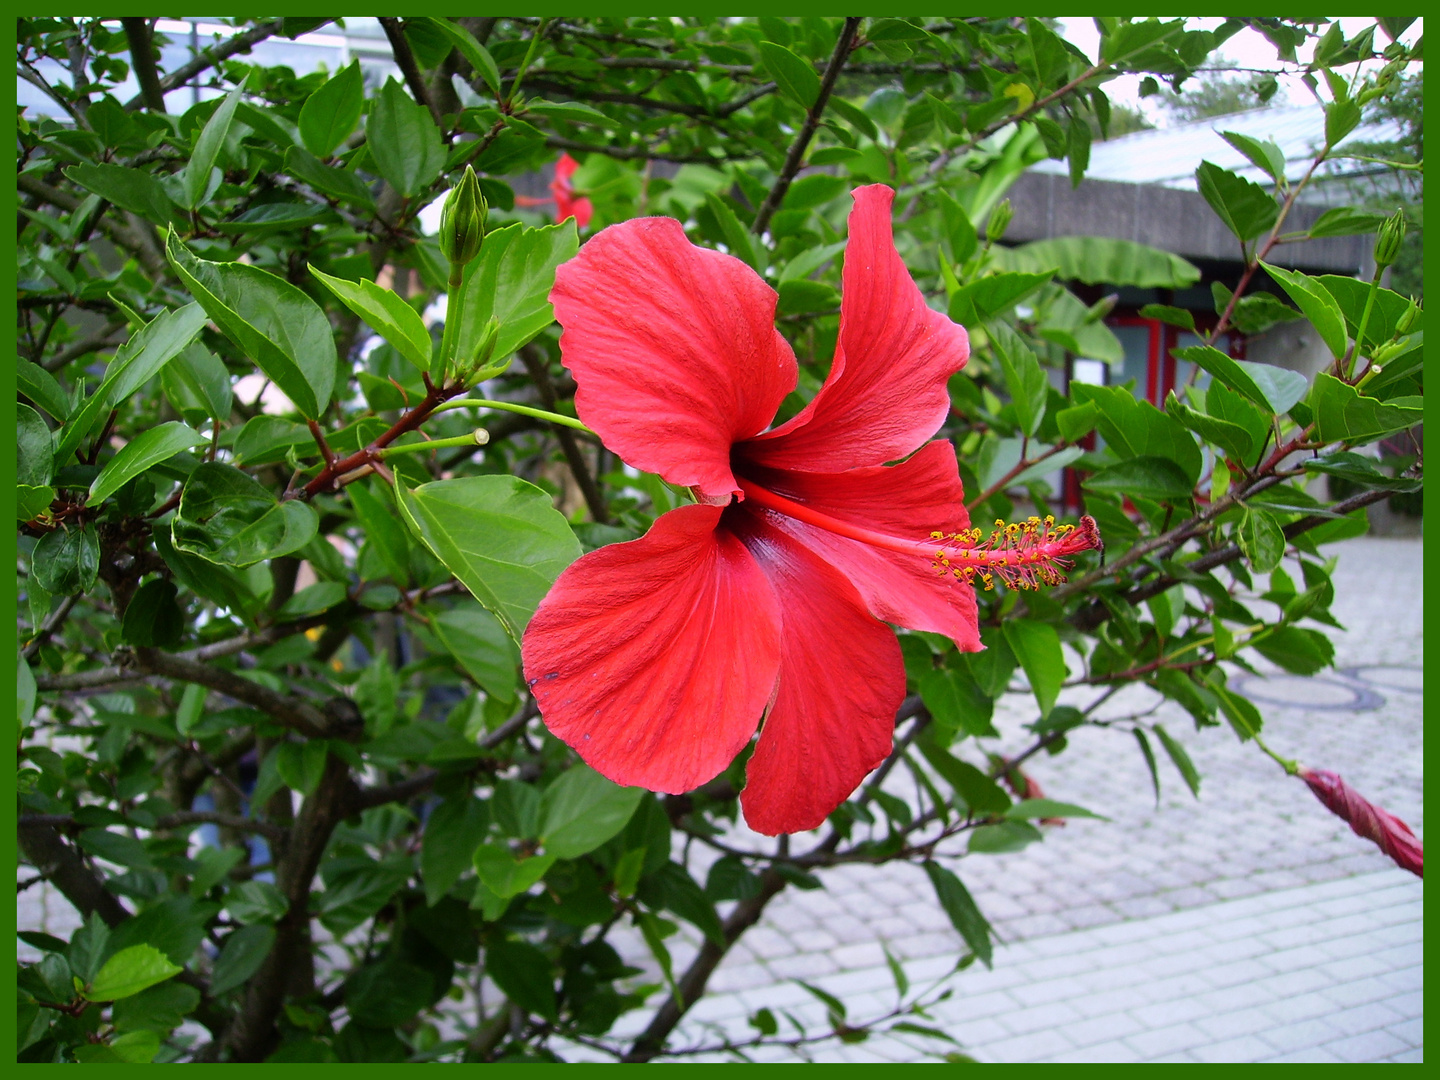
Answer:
[1346, 272, 1382, 382]
[433, 397, 596, 435]
[1253, 733, 1299, 776]
[373, 431, 488, 459]
[438, 263, 467, 386]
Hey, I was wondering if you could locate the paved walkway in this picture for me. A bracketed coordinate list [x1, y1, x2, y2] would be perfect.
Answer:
[580, 535, 1424, 1062]
[19, 537, 1424, 1063]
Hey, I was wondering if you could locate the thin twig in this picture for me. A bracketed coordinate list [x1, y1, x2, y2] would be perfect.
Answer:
[752, 18, 862, 238]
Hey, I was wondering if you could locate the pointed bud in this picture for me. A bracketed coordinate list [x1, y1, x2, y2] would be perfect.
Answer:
[439, 165, 487, 268]
[472, 316, 501, 370]
[1396, 296, 1421, 335]
[1297, 765, 1422, 877]
[986, 199, 1013, 244]
[1373, 208, 1407, 269]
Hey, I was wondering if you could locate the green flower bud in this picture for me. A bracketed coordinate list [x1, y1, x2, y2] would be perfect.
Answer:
[440, 165, 487, 268]
[1373, 209, 1406, 269]
[1396, 296, 1421, 335]
[986, 198, 1013, 244]
[472, 316, 501, 370]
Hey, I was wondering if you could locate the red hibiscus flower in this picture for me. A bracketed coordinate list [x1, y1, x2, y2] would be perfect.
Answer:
[550, 152, 593, 229]
[514, 152, 594, 229]
[521, 185, 1099, 835]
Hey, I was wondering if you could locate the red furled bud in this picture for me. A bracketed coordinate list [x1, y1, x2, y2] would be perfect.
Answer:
[996, 759, 1065, 826]
[1298, 766, 1423, 878]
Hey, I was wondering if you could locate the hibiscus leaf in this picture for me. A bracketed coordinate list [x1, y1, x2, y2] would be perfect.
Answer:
[1002, 618, 1065, 719]
[421, 796, 490, 906]
[1308, 372, 1423, 443]
[922, 862, 992, 968]
[1258, 261, 1348, 360]
[309, 265, 433, 372]
[165, 231, 336, 420]
[538, 764, 644, 859]
[456, 221, 580, 368]
[758, 41, 821, 109]
[1195, 160, 1279, 242]
[396, 475, 582, 644]
[298, 60, 363, 157]
[172, 463, 319, 568]
[365, 77, 445, 197]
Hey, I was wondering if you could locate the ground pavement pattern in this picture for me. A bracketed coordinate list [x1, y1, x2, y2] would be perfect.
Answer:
[17, 537, 1422, 1063]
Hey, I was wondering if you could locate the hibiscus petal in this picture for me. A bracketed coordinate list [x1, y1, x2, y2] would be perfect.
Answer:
[743, 185, 969, 472]
[522, 504, 782, 794]
[732, 515, 905, 836]
[742, 440, 981, 651]
[550, 217, 797, 500]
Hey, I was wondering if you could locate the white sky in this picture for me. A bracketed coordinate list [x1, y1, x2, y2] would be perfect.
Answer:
[1057, 17, 1423, 126]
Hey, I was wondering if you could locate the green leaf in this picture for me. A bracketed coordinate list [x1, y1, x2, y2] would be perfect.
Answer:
[969, 819, 1043, 853]
[782, 173, 849, 211]
[275, 580, 347, 619]
[1002, 618, 1066, 718]
[1307, 206, 1391, 239]
[1001, 237, 1200, 290]
[486, 939, 558, 1021]
[1316, 275, 1423, 350]
[433, 603, 519, 702]
[758, 41, 821, 108]
[18, 358, 71, 421]
[121, 578, 185, 647]
[777, 278, 840, 315]
[1133, 728, 1161, 805]
[347, 478, 412, 587]
[298, 60, 363, 157]
[1004, 799, 1105, 820]
[1302, 451, 1423, 493]
[425, 18, 502, 96]
[18, 404, 53, 487]
[64, 162, 177, 226]
[1238, 507, 1285, 572]
[923, 862, 992, 967]
[421, 796, 490, 906]
[703, 192, 761, 270]
[1165, 392, 1254, 466]
[1217, 130, 1286, 183]
[275, 740, 329, 796]
[284, 145, 376, 208]
[209, 925, 275, 997]
[183, 85, 243, 210]
[991, 323, 1047, 438]
[1309, 372, 1423, 444]
[172, 463, 319, 567]
[165, 231, 336, 419]
[56, 303, 209, 464]
[918, 666, 997, 742]
[73, 1030, 162, 1064]
[918, 741, 1010, 814]
[1252, 626, 1334, 675]
[225, 880, 290, 925]
[524, 99, 618, 129]
[32, 524, 100, 595]
[1258, 262, 1349, 360]
[367, 77, 445, 197]
[1056, 401, 1099, 444]
[1138, 303, 1196, 331]
[111, 981, 200, 1035]
[1152, 723, 1201, 796]
[948, 271, 1052, 325]
[342, 958, 435, 1029]
[397, 475, 582, 643]
[1324, 96, 1362, 147]
[213, 201, 337, 235]
[310, 264, 432, 372]
[636, 862, 725, 947]
[539, 764, 645, 859]
[1172, 345, 1308, 415]
[1196, 160, 1279, 242]
[161, 343, 233, 426]
[83, 944, 181, 1002]
[17, 484, 54, 523]
[456, 221, 581, 367]
[1083, 456, 1194, 501]
[472, 843, 556, 898]
[88, 422, 205, 506]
